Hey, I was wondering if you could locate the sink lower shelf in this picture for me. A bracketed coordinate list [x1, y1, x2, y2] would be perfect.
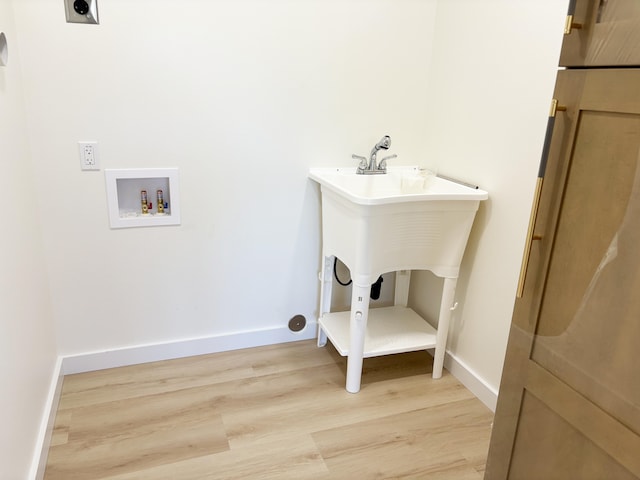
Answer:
[319, 306, 437, 358]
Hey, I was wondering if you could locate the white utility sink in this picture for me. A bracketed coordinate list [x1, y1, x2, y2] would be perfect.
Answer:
[310, 165, 488, 393]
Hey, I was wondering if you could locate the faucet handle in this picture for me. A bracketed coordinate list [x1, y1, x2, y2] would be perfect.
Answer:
[379, 154, 397, 170]
[352, 154, 368, 171]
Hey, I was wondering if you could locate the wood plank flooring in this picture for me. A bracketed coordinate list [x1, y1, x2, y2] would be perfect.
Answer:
[44, 340, 493, 479]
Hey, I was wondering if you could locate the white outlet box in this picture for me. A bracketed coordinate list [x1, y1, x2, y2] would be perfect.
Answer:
[79, 141, 99, 171]
[104, 168, 181, 228]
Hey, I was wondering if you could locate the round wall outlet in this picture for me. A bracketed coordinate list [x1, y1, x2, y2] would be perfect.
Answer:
[74, 0, 90, 15]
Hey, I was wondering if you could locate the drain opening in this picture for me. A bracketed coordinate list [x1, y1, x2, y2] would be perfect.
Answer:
[288, 314, 306, 332]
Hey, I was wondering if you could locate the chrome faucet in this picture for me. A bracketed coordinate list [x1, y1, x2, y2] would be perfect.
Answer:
[354, 135, 397, 174]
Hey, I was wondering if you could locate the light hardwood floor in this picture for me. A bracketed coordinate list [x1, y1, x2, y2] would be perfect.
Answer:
[45, 340, 493, 479]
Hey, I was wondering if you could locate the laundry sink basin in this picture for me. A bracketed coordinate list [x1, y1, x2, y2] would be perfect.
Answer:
[309, 166, 488, 283]
[309, 166, 488, 206]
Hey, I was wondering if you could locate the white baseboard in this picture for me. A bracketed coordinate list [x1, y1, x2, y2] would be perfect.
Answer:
[62, 323, 317, 375]
[444, 350, 498, 412]
[30, 357, 64, 480]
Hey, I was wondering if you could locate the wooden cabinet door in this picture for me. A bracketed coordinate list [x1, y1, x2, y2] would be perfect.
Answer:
[560, 0, 640, 66]
[485, 68, 640, 479]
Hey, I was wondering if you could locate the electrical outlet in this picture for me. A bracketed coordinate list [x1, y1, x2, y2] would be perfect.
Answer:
[64, 0, 99, 25]
[79, 141, 100, 171]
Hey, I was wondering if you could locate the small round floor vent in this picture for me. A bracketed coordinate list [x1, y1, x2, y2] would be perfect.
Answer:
[288, 314, 306, 332]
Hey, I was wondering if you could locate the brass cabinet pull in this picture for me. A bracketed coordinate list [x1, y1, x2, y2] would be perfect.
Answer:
[564, 0, 584, 34]
[517, 99, 565, 298]
[517, 179, 543, 298]
[549, 99, 567, 117]
[565, 16, 583, 34]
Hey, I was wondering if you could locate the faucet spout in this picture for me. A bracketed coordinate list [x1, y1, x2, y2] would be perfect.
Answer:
[355, 135, 394, 174]
[368, 135, 391, 170]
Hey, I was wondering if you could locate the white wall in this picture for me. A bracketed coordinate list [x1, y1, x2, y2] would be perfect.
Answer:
[13, 0, 438, 356]
[0, 0, 58, 478]
[410, 0, 568, 393]
[3, 0, 570, 473]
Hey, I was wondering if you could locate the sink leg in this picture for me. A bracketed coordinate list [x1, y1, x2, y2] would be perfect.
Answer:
[433, 277, 458, 379]
[317, 255, 334, 348]
[346, 283, 371, 393]
[317, 326, 328, 348]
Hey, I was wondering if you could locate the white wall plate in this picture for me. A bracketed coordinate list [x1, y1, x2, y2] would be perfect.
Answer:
[64, 0, 99, 25]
